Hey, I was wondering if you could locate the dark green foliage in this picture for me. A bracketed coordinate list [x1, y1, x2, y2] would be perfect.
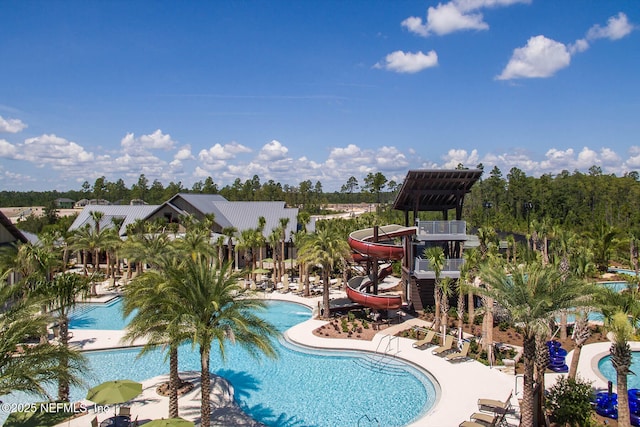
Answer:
[341, 318, 349, 333]
[545, 376, 595, 426]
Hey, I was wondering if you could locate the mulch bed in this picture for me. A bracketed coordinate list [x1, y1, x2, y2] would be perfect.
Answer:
[156, 380, 195, 397]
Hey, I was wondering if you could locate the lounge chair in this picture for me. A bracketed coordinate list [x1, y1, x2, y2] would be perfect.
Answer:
[445, 341, 471, 362]
[90, 416, 99, 427]
[477, 391, 513, 414]
[459, 422, 485, 427]
[118, 406, 131, 417]
[432, 335, 455, 356]
[412, 330, 436, 349]
[470, 411, 506, 426]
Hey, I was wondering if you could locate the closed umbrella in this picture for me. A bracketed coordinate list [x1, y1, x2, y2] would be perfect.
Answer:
[143, 418, 194, 427]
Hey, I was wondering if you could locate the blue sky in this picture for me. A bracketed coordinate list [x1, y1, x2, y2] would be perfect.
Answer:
[0, 0, 638, 193]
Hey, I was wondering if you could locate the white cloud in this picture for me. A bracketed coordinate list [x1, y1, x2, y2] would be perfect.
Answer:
[442, 148, 480, 169]
[375, 50, 438, 73]
[376, 146, 409, 169]
[0, 139, 18, 158]
[330, 144, 361, 159]
[401, 16, 430, 37]
[198, 141, 251, 164]
[258, 140, 288, 161]
[425, 2, 488, 36]
[568, 39, 590, 55]
[568, 13, 634, 56]
[0, 116, 27, 133]
[18, 134, 96, 166]
[600, 148, 621, 164]
[174, 145, 194, 161]
[121, 129, 177, 155]
[402, 0, 529, 37]
[626, 146, 640, 168]
[139, 129, 176, 150]
[497, 35, 571, 80]
[587, 12, 634, 41]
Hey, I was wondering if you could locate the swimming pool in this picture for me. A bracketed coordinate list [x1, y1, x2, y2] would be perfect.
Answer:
[2, 300, 437, 426]
[68, 297, 135, 330]
[598, 352, 640, 390]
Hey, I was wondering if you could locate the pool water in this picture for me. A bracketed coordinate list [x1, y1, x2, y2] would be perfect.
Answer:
[2, 300, 436, 427]
[69, 298, 135, 330]
[601, 281, 631, 293]
[558, 282, 629, 324]
[599, 352, 640, 390]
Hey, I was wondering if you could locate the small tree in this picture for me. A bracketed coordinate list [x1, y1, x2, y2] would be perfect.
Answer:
[545, 376, 595, 427]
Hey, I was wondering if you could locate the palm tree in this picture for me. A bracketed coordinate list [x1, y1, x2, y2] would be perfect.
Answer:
[278, 217, 290, 279]
[222, 226, 237, 270]
[298, 227, 351, 319]
[175, 227, 215, 262]
[439, 276, 454, 342]
[567, 307, 593, 380]
[607, 311, 635, 427]
[122, 260, 190, 419]
[477, 261, 588, 427]
[423, 246, 445, 337]
[292, 230, 311, 296]
[462, 248, 482, 323]
[0, 277, 85, 399]
[41, 272, 91, 401]
[268, 228, 282, 284]
[589, 221, 619, 272]
[167, 259, 279, 427]
[237, 228, 261, 282]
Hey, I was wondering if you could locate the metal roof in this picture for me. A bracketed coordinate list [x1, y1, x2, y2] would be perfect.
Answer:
[393, 169, 482, 212]
[68, 194, 299, 240]
[148, 194, 299, 239]
[213, 201, 298, 239]
[68, 205, 160, 236]
[0, 210, 28, 245]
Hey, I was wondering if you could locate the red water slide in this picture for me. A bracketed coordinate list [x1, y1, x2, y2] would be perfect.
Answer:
[346, 225, 416, 310]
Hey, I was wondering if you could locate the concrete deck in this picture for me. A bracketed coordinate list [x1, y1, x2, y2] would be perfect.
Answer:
[43, 281, 623, 427]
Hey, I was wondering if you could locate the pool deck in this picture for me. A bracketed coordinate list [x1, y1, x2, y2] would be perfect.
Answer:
[55, 281, 627, 427]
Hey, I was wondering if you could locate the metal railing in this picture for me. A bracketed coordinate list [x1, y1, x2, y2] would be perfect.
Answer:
[414, 257, 464, 273]
[416, 220, 466, 236]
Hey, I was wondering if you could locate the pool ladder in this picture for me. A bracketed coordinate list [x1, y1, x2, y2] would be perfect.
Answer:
[375, 334, 399, 357]
[357, 414, 380, 426]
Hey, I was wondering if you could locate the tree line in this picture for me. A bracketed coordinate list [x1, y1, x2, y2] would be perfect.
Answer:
[0, 171, 399, 211]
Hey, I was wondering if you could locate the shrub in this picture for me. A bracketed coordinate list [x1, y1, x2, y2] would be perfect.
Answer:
[498, 321, 510, 332]
[341, 318, 349, 333]
[545, 376, 595, 427]
[362, 320, 370, 330]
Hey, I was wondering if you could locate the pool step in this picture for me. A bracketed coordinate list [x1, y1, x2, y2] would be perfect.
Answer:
[68, 303, 97, 320]
[353, 356, 411, 377]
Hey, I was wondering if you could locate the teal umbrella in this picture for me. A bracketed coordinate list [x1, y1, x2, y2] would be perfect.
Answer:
[143, 418, 194, 427]
[86, 379, 142, 405]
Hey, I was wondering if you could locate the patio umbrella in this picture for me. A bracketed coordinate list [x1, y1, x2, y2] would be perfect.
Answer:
[86, 379, 142, 405]
[143, 418, 194, 427]
[252, 268, 270, 274]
